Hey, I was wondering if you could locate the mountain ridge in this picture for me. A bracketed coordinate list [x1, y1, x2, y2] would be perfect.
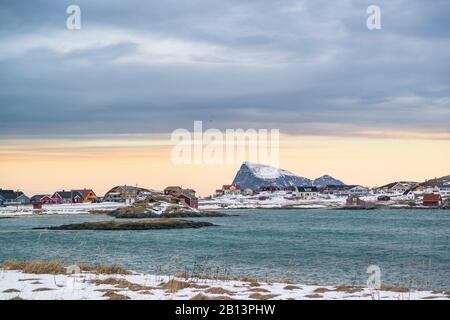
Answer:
[232, 162, 345, 190]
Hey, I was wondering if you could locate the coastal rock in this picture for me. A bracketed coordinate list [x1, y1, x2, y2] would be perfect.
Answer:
[33, 219, 216, 231]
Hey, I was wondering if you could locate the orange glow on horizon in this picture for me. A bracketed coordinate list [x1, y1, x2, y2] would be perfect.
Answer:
[0, 134, 449, 197]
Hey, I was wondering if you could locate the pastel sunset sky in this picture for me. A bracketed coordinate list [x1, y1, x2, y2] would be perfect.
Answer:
[0, 1, 449, 196]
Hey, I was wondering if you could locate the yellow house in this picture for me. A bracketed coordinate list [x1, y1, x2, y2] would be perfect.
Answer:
[72, 189, 97, 202]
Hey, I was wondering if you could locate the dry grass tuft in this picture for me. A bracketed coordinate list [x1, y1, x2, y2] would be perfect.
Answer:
[102, 290, 130, 300]
[248, 293, 278, 300]
[191, 293, 213, 300]
[305, 293, 323, 299]
[3, 288, 20, 293]
[159, 279, 193, 293]
[247, 287, 270, 293]
[205, 287, 235, 295]
[2, 260, 131, 276]
[90, 278, 155, 292]
[32, 288, 55, 292]
[314, 287, 331, 293]
[284, 285, 301, 290]
[380, 284, 410, 293]
[334, 285, 363, 293]
[79, 264, 131, 275]
[2, 261, 66, 274]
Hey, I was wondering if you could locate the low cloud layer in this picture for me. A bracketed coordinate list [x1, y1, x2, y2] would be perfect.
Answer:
[0, 0, 449, 137]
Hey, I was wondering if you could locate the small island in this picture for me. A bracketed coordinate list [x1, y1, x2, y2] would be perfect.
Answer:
[33, 218, 216, 231]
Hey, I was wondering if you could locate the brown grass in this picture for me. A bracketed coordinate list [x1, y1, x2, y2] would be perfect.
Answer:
[32, 288, 55, 292]
[380, 284, 410, 293]
[305, 293, 323, 298]
[205, 287, 234, 295]
[3, 289, 20, 293]
[79, 264, 131, 275]
[248, 293, 278, 300]
[334, 285, 363, 293]
[247, 287, 270, 293]
[102, 290, 130, 300]
[284, 285, 301, 290]
[191, 293, 213, 300]
[314, 287, 332, 293]
[159, 279, 193, 293]
[90, 278, 155, 292]
[2, 261, 66, 274]
[2, 260, 131, 276]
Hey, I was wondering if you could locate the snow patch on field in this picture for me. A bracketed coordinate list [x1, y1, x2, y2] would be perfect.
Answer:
[0, 269, 447, 300]
[0, 202, 127, 217]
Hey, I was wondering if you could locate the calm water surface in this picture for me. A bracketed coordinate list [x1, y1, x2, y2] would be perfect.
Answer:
[0, 209, 449, 290]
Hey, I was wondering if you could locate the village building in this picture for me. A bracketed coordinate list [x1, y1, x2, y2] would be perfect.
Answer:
[402, 190, 416, 201]
[296, 186, 318, 199]
[163, 186, 199, 208]
[346, 195, 371, 208]
[348, 186, 370, 196]
[244, 188, 254, 196]
[259, 185, 281, 192]
[30, 194, 52, 204]
[437, 185, 450, 199]
[0, 189, 30, 206]
[103, 185, 150, 202]
[176, 192, 198, 209]
[71, 189, 97, 202]
[321, 185, 353, 196]
[164, 186, 183, 196]
[215, 184, 241, 196]
[51, 191, 84, 204]
[376, 182, 418, 194]
[423, 193, 443, 207]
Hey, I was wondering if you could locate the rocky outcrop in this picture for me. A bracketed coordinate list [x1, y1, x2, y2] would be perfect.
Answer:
[33, 219, 216, 230]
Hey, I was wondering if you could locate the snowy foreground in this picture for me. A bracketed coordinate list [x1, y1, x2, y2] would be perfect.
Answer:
[0, 270, 448, 300]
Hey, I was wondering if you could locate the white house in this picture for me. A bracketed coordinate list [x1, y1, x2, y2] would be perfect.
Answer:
[348, 186, 370, 196]
[296, 187, 318, 199]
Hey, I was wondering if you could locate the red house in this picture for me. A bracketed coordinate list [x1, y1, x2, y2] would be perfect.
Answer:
[51, 191, 83, 204]
[177, 193, 198, 209]
[423, 194, 442, 207]
[30, 195, 52, 204]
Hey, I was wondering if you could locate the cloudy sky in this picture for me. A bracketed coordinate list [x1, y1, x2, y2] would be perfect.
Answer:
[0, 0, 449, 195]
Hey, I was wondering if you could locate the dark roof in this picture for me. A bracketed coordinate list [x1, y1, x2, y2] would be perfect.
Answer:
[323, 185, 354, 190]
[31, 194, 50, 201]
[0, 189, 24, 200]
[54, 191, 83, 199]
[297, 186, 318, 192]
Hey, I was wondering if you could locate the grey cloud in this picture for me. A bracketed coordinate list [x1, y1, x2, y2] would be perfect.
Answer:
[0, 0, 449, 137]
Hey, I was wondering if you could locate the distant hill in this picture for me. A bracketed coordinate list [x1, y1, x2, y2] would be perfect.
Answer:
[231, 162, 345, 190]
[420, 174, 450, 187]
[313, 175, 345, 187]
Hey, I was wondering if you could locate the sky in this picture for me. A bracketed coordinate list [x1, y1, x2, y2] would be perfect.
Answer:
[0, 0, 449, 196]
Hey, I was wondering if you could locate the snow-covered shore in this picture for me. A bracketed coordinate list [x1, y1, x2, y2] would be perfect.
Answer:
[0, 269, 448, 300]
[200, 192, 348, 210]
[0, 202, 127, 217]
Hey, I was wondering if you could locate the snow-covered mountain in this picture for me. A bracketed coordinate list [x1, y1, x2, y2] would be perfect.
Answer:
[231, 162, 345, 190]
[231, 162, 311, 190]
[313, 175, 345, 187]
